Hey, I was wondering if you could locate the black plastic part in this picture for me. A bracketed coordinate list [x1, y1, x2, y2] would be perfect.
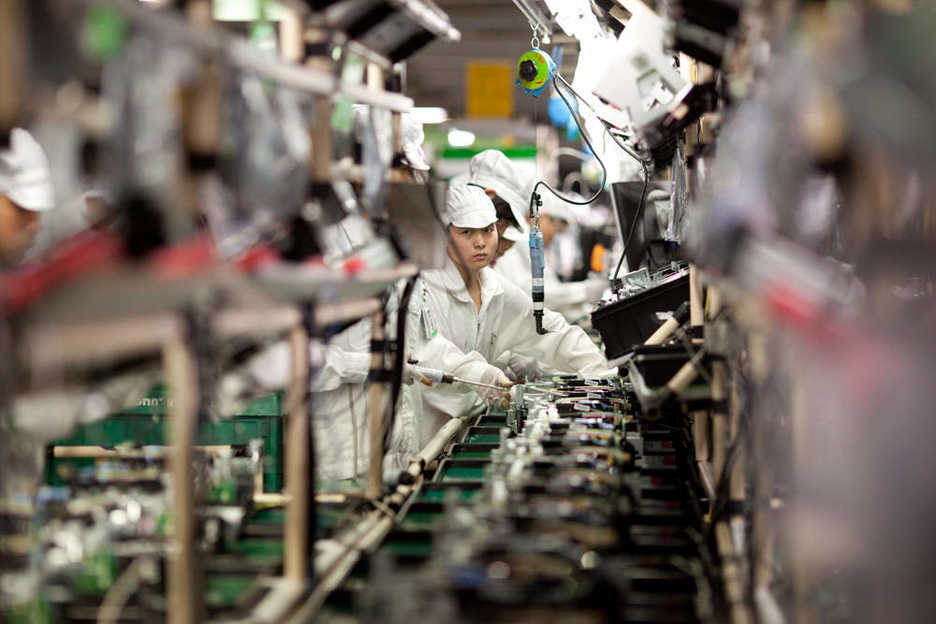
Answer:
[389, 30, 436, 63]
[518, 59, 538, 82]
[367, 369, 395, 383]
[280, 215, 323, 262]
[679, 0, 742, 35]
[304, 41, 330, 57]
[673, 301, 692, 325]
[674, 22, 728, 68]
[632, 345, 695, 386]
[592, 274, 690, 360]
[185, 150, 218, 172]
[369, 339, 398, 354]
[346, 2, 395, 39]
[535, 310, 547, 335]
[119, 191, 167, 259]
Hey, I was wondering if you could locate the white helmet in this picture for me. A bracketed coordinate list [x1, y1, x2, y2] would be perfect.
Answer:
[0, 128, 54, 212]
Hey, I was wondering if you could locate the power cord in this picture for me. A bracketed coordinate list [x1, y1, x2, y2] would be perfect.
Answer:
[605, 128, 652, 283]
[527, 74, 609, 214]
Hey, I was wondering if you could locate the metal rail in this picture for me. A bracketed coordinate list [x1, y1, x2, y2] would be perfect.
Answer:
[65, 0, 414, 111]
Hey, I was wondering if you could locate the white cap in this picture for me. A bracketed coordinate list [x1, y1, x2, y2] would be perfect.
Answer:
[502, 225, 524, 242]
[0, 128, 54, 212]
[401, 112, 430, 171]
[444, 184, 496, 228]
[539, 192, 575, 224]
[467, 150, 528, 230]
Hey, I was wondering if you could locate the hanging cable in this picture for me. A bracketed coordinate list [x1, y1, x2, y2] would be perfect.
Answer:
[604, 128, 652, 282]
[529, 74, 608, 212]
[383, 275, 418, 450]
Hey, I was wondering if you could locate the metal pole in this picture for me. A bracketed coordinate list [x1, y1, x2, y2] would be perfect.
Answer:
[689, 265, 710, 496]
[689, 264, 704, 343]
[284, 325, 311, 583]
[0, 0, 25, 130]
[709, 288, 727, 481]
[164, 337, 201, 624]
[366, 310, 387, 499]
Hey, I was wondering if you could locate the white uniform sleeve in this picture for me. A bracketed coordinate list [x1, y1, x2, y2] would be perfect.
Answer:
[496, 278, 615, 377]
[310, 319, 372, 392]
[496, 243, 590, 314]
[313, 277, 417, 392]
[413, 334, 494, 392]
[543, 266, 590, 308]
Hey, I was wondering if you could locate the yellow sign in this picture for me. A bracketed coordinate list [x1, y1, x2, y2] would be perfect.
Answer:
[466, 62, 514, 118]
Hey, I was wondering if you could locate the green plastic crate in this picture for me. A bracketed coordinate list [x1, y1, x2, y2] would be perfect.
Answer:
[45, 385, 283, 492]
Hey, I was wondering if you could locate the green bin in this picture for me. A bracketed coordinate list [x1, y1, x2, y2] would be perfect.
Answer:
[45, 385, 284, 492]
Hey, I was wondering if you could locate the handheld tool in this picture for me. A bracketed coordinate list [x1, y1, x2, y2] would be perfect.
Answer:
[529, 192, 547, 334]
[407, 363, 508, 391]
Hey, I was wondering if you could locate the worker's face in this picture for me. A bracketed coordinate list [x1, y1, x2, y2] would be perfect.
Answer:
[0, 195, 40, 263]
[447, 223, 498, 271]
[537, 213, 567, 248]
[494, 219, 515, 260]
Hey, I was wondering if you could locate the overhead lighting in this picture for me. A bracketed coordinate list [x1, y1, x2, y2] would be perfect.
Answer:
[410, 107, 449, 124]
[213, 0, 289, 21]
[447, 128, 476, 148]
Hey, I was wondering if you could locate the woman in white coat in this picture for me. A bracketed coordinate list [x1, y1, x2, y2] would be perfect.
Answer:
[408, 185, 615, 446]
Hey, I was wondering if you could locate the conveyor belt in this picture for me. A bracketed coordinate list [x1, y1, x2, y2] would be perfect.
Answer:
[319, 377, 713, 623]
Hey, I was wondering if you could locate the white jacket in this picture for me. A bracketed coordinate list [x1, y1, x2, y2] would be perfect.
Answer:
[242, 289, 422, 482]
[410, 255, 614, 444]
[493, 243, 592, 322]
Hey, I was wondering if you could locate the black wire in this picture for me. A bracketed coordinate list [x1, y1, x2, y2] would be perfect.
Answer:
[424, 169, 448, 231]
[708, 379, 754, 526]
[383, 275, 418, 449]
[600, 125, 653, 281]
[611, 161, 651, 282]
[540, 72, 658, 283]
[526, 75, 608, 220]
[532, 72, 655, 282]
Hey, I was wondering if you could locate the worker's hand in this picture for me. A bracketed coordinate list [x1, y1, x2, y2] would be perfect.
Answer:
[584, 277, 607, 302]
[505, 353, 539, 383]
[402, 363, 434, 386]
[478, 367, 514, 409]
[214, 372, 249, 418]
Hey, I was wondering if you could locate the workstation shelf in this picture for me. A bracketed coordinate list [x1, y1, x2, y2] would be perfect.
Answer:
[14, 262, 420, 375]
[4, 1, 442, 621]
[62, 0, 418, 112]
[284, 0, 461, 67]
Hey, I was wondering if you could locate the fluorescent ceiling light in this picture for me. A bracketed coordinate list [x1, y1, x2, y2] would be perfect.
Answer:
[411, 107, 449, 124]
[447, 128, 476, 148]
[213, 0, 289, 21]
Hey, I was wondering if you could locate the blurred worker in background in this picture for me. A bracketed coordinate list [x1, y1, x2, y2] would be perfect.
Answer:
[219, 113, 435, 482]
[496, 189, 606, 324]
[408, 184, 615, 443]
[488, 190, 525, 263]
[0, 128, 55, 267]
[399, 112, 431, 183]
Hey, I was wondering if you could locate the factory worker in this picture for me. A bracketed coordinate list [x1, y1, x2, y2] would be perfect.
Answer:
[462, 149, 604, 320]
[0, 128, 55, 266]
[399, 112, 431, 182]
[489, 190, 525, 263]
[465, 149, 529, 242]
[453, 152, 524, 264]
[410, 185, 615, 446]
[218, 111, 451, 481]
[222, 283, 436, 482]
